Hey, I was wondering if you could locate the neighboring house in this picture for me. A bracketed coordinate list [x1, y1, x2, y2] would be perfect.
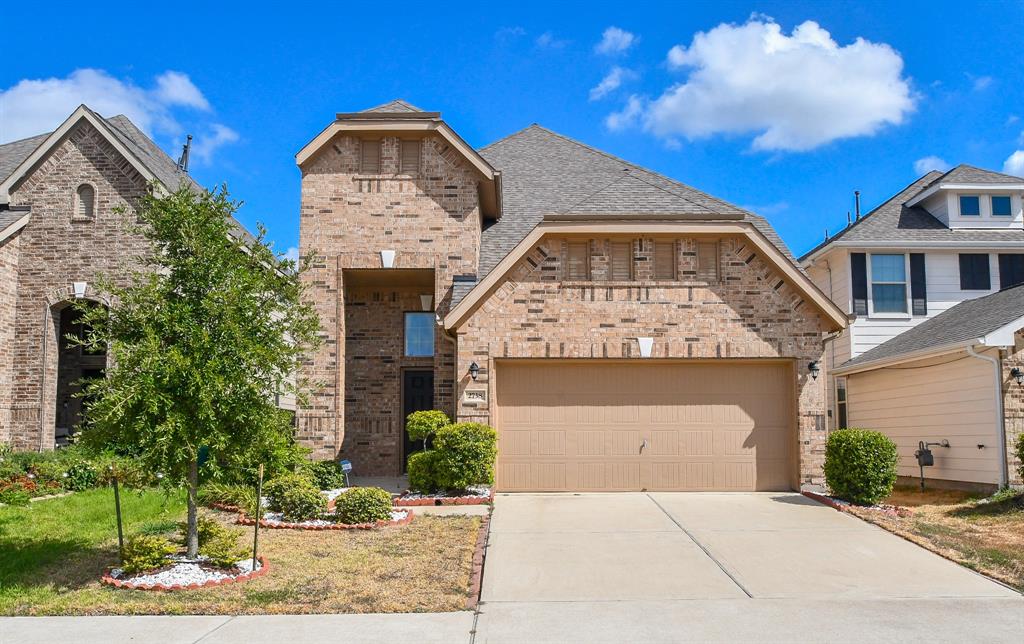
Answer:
[801, 165, 1024, 489]
[297, 100, 847, 491]
[0, 105, 277, 452]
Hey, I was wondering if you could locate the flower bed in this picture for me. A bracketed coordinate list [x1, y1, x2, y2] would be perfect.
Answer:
[802, 490, 913, 517]
[395, 486, 493, 507]
[101, 556, 268, 591]
[236, 508, 413, 531]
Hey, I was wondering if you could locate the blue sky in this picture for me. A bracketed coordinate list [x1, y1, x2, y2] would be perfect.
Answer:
[3, 1, 1024, 259]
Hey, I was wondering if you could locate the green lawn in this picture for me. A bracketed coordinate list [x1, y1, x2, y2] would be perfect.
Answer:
[0, 487, 186, 611]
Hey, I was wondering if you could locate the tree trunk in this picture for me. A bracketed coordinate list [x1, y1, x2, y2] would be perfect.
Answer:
[186, 457, 199, 558]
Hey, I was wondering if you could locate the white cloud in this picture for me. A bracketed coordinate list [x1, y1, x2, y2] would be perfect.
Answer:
[589, 66, 638, 101]
[0, 68, 235, 162]
[971, 75, 993, 91]
[623, 18, 915, 152]
[605, 95, 645, 131]
[596, 26, 636, 55]
[535, 32, 569, 49]
[283, 246, 300, 262]
[191, 124, 240, 166]
[913, 156, 951, 175]
[1004, 151, 1024, 177]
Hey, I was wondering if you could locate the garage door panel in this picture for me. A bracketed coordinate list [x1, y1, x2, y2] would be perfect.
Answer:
[495, 362, 794, 492]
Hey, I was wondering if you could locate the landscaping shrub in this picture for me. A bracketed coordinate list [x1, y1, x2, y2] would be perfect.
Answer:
[1016, 433, 1024, 484]
[178, 516, 247, 568]
[264, 473, 326, 521]
[301, 459, 347, 490]
[406, 450, 438, 493]
[432, 422, 497, 491]
[405, 410, 450, 446]
[823, 428, 898, 505]
[334, 487, 394, 525]
[120, 534, 176, 574]
[0, 486, 31, 506]
[198, 482, 258, 514]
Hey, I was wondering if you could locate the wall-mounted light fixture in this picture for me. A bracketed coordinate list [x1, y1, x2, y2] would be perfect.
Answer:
[469, 362, 480, 381]
[808, 361, 821, 381]
[73, 282, 87, 299]
[1011, 367, 1023, 387]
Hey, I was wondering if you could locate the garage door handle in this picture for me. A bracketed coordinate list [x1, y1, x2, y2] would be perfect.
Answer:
[640, 438, 648, 453]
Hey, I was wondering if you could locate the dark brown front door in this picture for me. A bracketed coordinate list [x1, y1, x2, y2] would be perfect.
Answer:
[402, 370, 434, 470]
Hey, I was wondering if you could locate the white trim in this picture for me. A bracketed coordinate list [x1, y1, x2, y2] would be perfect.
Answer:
[832, 340, 981, 375]
[965, 345, 1010, 488]
[0, 105, 159, 203]
[906, 182, 1024, 207]
[0, 211, 31, 243]
[982, 314, 1024, 347]
[866, 252, 911, 318]
[802, 240, 1024, 266]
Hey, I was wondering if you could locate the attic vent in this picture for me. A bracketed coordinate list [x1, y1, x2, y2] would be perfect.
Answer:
[654, 241, 676, 280]
[400, 140, 421, 174]
[76, 184, 95, 219]
[360, 139, 381, 174]
[697, 241, 719, 281]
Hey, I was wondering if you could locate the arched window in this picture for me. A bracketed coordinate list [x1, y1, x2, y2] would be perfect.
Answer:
[76, 184, 95, 219]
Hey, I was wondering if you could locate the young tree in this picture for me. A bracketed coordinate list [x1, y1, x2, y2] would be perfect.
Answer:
[75, 185, 320, 558]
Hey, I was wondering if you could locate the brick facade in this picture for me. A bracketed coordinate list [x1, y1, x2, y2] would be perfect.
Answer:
[453, 236, 831, 484]
[1000, 332, 1024, 486]
[297, 133, 481, 466]
[0, 230, 21, 444]
[3, 120, 149, 449]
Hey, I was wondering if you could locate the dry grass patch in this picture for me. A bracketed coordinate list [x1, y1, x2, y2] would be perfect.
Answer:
[847, 485, 1024, 591]
[2, 493, 482, 615]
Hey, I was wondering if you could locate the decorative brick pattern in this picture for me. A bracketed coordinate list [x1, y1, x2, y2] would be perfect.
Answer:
[455, 235, 831, 484]
[1000, 332, 1024, 486]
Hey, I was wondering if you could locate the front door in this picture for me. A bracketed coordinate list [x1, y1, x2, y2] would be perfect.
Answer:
[402, 370, 434, 470]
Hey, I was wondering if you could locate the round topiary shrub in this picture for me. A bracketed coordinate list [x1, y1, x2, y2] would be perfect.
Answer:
[334, 487, 394, 525]
[824, 428, 898, 505]
[264, 473, 326, 521]
[432, 422, 497, 492]
[121, 534, 176, 574]
[406, 450, 438, 493]
[406, 410, 450, 446]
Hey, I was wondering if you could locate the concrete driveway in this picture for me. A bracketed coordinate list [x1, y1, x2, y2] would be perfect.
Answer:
[476, 492, 1022, 642]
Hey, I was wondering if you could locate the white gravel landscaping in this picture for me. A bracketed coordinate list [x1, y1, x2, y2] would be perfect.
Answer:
[109, 555, 262, 587]
[257, 509, 409, 527]
[400, 485, 491, 500]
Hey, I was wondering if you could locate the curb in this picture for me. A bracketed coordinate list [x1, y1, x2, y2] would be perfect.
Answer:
[235, 509, 414, 531]
[101, 556, 269, 591]
[394, 489, 494, 507]
[465, 511, 492, 610]
[801, 490, 849, 512]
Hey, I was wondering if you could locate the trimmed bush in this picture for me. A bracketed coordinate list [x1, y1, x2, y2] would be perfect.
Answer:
[301, 459, 347, 490]
[407, 450, 438, 493]
[824, 428, 898, 505]
[264, 473, 326, 521]
[433, 422, 497, 492]
[121, 534, 176, 574]
[1016, 433, 1024, 485]
[334, 487, 394, 525]
[406, 410, 450, 444]
[178, 517, 247, 568]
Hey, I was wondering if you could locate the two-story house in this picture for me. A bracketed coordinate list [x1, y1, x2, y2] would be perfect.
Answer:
[297, 100, 848, 492]
[801, 165, 1024, 490]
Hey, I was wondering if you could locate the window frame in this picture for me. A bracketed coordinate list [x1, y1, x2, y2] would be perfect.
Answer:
[653, 239, 676, 281]
[866, 252, 911, 318]
[959, 253, 992, 291]
[696, 240, 719, 281]
[607, 240, 633, 281]
[991, 195, 1013, 217]
[835, 377, 848, 430]
[564, 241, 591, 281]
[360, 139, 381, 174]
[958, 194, 981, 217]
[74, 183, 95, 220]
[999, 253, 1024, 291]
[403, 311, 435, 358]
[399, 139, 421, 175]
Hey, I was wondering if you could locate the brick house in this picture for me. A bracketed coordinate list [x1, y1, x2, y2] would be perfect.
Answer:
[296, 100, 847, 491]
[0, 105, 265, 451]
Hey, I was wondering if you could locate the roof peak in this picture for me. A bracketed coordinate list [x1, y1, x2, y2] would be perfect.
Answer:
[361, 99, 426, 114]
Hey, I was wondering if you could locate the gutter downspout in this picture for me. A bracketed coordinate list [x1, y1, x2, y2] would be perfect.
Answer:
[966, 344, 1010, 488]
[439, 316, 459, 419]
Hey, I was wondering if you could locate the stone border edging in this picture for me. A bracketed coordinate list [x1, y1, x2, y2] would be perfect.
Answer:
[235, 509, 414, 531]
[465, 511, 492, 610]
[100, 556, 269, 591]
[394, 489, 494, 507]
[801, 490, 849, 512]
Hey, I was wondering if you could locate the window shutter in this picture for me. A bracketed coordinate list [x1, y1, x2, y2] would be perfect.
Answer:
[77, 185, 95, 218]
[851, 253, 868, 315]
[654, 241, 675, 280]
[999, 254, 1024, 290]
[609, 241, 632, 281]
[400, 140, 420, 174]
[959, 254, 991, 290]
[360, 139, 380, 174]
[909, 254, 927, 315]
[566, 242, 589, 280]
[697, 242, 718, 280]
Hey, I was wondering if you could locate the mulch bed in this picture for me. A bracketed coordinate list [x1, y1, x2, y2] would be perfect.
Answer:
[101, 557, 269, 591]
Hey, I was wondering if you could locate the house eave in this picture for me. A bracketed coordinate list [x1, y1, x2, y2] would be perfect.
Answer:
[803, 239, 1024, 267]
[905, 183, 1024, 207]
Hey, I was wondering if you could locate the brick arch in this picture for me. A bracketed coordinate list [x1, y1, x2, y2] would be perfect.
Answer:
[44, 283, 110, 308]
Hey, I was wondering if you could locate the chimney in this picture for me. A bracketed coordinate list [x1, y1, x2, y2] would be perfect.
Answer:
[854, 191, 861, 220]
[177, 134, 193, 173]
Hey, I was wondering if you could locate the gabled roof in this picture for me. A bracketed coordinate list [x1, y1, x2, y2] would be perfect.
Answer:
[476, 124, 792, 279]
[361, 99, 426, 114]
[0, 206, 31, 243]
[0, 133, 49, 184]
[835, 283, 1024, 374]
[799, 165, 1024, 263]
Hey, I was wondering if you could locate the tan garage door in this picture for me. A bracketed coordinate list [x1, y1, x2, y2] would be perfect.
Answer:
[495, 361, 794, 492]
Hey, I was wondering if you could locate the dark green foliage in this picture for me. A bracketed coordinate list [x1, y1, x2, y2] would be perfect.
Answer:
[432, 423, 498, 491]
[0, 487, 31, 506]
[301, 459, 347, 490]
[264, 473, 326, 521]
[334, 487, 394, 525]
[197, 482, 258, 514]
[1016, 433, 1024, 485]
[0, 445, 147, 497]
[120, 534, 176, 574]
[406, 450, 437, 493]
[177, 516, 247, 568]
[824, 428, 899, 505]
[405, 410, 450, 444]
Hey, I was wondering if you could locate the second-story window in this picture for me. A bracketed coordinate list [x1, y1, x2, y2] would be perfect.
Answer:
[360, 139, 381, 174]
[959, 253, 991, 290]
[870, 253, 907, 314]
[608, 241, 632, 281]
[565, 242, 590, 280]
[992, 195, 1012, 217]
[400, 140, 421, 174]
[404, 312, 434, 357]
[959, 195, 981, 216]
[697, 241, 719, 280]
[653, 240, 676, 280]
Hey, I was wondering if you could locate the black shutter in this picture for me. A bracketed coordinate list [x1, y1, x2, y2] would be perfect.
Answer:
[999, 254, 1024, 290]
[851, 253, 868, 315]
[959, 254, 991, 290]
[910, 254, 927, 315]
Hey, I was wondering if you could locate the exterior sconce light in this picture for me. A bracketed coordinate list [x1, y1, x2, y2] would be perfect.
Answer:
[73, 281, 87, 299]
[1011, 367, 1024, 387]
[808, 361, 821, 381]
[469, 362, 480, 381]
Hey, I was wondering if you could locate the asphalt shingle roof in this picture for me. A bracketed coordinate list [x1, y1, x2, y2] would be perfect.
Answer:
[799, 165, 1024, 261]
[0, 133, 49, 183]
[0, 207, 30, 236]
[362, 99, 425, 113]
[842, 284, 1024, 369]
[476, 124, 794, 281]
